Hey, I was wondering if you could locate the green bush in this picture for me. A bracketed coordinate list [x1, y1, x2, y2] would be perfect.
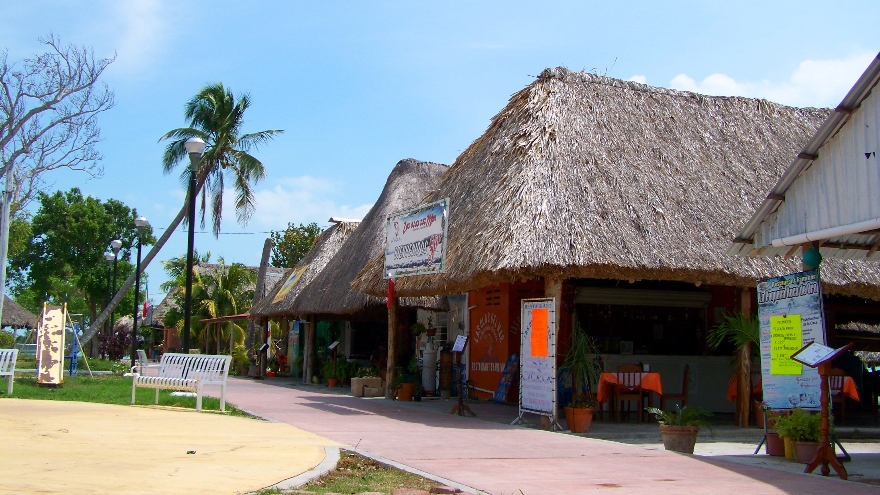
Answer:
[0, 330, 14, 349]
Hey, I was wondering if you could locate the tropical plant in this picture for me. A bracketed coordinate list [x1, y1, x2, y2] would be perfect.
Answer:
[708, 311, 760, 360]
[270, 222, 322, 268]
[647, 405, 714, 430]
[410, 322, 427, 335]
[0, 329, 14, 348]
[562, 321, 602, 409]
[782, 408, 822, 442]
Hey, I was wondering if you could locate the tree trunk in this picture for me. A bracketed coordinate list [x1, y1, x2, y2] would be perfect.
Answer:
[386, 297, 398, 399]
[245, 238, 273, 360]
[737, 288, 752, 428]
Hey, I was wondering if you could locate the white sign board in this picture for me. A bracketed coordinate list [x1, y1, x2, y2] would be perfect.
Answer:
[519, 298, 557, 417]
[384, 198, 449, 278]
[37, 304, 66, 386]
[756, 269, 825, 410]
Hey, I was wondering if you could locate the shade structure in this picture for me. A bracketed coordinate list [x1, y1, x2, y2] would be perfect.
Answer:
[354, 67, 880, 300]
[292, 158, 448, 316]
[2, 296, 39, 329]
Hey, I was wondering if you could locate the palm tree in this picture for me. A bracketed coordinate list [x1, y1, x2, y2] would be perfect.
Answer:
[196, 259, 255, 353]
[81, 84, 281, 344]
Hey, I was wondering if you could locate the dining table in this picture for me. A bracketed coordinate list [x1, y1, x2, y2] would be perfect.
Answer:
[597, 372, 664, 421]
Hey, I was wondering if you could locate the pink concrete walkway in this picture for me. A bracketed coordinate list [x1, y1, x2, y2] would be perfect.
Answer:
[224, 378, 878, 495]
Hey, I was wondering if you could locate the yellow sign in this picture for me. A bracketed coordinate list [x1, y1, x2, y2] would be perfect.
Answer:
[272, 265, 308, 304]
[770, 314, 802, 375]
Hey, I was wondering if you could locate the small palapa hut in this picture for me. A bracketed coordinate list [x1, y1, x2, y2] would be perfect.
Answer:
[288, 158, 448, 383]
[354, 67, 880, 419]
[2, 296, 39, 329]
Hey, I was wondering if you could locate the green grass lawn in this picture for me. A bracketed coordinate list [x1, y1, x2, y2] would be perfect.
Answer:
[16, 354, 127, 372]
[3, 374, 254, 417]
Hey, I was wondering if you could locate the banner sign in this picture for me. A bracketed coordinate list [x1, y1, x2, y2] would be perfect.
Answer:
[519, 298, 557, 416]
[757, 269, 825, 410]
[384, 198, 449, 278]
[273, 265, 308, 304]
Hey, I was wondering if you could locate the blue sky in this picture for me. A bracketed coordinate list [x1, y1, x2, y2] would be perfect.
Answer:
[2, 1, 878, 304]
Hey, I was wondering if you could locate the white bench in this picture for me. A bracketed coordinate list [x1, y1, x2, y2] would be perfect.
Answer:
[0, 349, 18, 394]
[131, 353, 231, 412]
[135, 349, 160, 375]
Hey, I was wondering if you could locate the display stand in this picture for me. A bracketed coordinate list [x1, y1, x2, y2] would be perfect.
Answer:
[790, 341, 853, 479]
[449, 335, 475, 417]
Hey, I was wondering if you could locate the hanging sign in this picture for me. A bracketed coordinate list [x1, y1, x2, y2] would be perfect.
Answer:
[384, 198, 449, 278]
[518, 298, 557, 417]
[757, 269, 825, 410]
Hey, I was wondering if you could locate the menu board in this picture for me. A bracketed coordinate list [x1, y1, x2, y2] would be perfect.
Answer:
[519, 299, 556, 416]
[756, 270, 825, 410]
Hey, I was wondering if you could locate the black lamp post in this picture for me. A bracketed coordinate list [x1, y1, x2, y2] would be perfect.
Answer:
[131, 216, 149, 369]
[109, 239, 122, 333]
[182, 137, 205, 353]
[103, 252, 115, 356]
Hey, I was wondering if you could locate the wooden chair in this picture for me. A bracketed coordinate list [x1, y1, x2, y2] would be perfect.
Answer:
[616, 363, 646, 423]
[828, 367, 847, 425]
[660, 364, 689, 410]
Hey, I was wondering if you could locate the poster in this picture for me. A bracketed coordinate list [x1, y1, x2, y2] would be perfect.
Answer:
[756, 269, 825, 410]
[384, 198, 449, 278]
[519, 298, 556, 416]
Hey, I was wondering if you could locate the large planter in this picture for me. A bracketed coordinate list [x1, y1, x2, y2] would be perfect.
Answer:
[327, 378, 339, 388]
[783, 436, 795, 460]
[659, 425, 700, 454]
[794, 441, 819, 464]
[765, 432, 785, 456]
[397, 382, 416, 401]
[564, 406, 594, 433]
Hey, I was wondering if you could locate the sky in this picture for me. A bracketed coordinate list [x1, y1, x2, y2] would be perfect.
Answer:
[1, 1, 878, 306]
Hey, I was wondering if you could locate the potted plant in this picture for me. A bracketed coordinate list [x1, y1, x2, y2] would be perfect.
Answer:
[393, 355, 421, 401]
[787, 408, 822, 463]
[321, 359, 339, 387]
[773, 413, 796, 460]
[410, 322, 427, 336]
[562, 322, 603, 433]
[646, 405, 713, 454]
[763, 407, 785, 456]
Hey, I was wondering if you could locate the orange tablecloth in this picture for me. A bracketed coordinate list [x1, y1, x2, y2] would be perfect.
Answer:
[728, 375, 859, 402]
[597, 372, 663, 403]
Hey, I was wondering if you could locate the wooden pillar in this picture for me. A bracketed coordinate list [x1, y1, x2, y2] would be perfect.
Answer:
[304, 315, 316, 384]
[259, 317, 268, 378]
[737, 288, 752, 428]
[386, 297, 399, 399]
[545, 276, 563, 430]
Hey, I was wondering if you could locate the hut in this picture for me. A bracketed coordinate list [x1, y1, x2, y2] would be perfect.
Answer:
[286, 158, 448, 385]
[2, 296, 39, 329]
[354, 67, 880, 419]
[249, 218, 360, 375]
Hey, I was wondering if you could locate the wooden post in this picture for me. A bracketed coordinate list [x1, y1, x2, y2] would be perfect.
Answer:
[545, 276, 563, 429]
[386, 296, 398, 399]
[738, 288, 752, 427]
[304, 315, 316, 384]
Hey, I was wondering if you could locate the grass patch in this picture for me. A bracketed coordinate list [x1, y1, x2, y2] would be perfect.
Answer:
[16, 355, 126, 372]
[256, 450, 440, 495]
[2, 374, 255, 418]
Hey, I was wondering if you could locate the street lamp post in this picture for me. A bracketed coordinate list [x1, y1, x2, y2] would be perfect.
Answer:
[183, 137, 205, 354]
[103, 253, 115, 358]
[131, 216, 149, 370]
[109, 239, 122, 334]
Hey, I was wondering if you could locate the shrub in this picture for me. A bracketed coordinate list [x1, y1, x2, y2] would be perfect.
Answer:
[0, 330, 14, 349]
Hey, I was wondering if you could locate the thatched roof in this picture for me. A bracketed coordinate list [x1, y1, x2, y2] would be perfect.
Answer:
[292, 158, 448, 315]
[2, 296, 38, 329]
[250, 219, 360, 317]
[354, 67, 880, 300]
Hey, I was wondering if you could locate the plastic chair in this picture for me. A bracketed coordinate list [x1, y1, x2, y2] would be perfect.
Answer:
[616, 363, 646, 423]
[828, 367, 847, 425]
[660, 364, 689, 410]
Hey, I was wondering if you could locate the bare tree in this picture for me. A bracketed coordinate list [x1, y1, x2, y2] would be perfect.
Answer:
[0, 33, 115, 207]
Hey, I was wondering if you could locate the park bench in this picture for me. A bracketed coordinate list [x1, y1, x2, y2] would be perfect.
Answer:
[1, 348, 18, 394]
[131, 353, 231, 412]
[135, 349, 160, 375]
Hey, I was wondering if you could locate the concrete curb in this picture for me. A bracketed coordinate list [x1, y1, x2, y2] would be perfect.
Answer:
[353, 448, 488, 495]
[267, 446, 341, 490]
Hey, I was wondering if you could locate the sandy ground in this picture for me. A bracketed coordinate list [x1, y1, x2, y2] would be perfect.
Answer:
[0, 399, 340, 495]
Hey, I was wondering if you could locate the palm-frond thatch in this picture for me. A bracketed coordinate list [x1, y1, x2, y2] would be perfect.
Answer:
[250, 219, 360, 317]
[3, 296, 39, 329]
[354, 67, 880, 299]
[292, 158, 448, 315]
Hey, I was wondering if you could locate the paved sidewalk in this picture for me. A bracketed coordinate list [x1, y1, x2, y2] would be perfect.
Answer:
[0, 399, 339, 495]
[226, 377, 880, 495]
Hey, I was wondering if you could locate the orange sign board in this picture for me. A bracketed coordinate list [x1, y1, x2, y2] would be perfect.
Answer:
[530, 308, 549, 358]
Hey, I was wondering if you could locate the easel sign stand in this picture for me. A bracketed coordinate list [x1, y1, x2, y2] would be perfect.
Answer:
[790, 341, 854, 480]
[511, 298, 562, 431]
[449, 335, 474, 417]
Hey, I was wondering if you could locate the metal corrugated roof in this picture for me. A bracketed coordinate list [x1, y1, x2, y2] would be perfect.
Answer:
[730, 53, 880, 261]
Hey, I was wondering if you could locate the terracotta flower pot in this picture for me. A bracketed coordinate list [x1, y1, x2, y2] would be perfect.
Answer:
[327, 378, 339, 387]
[794, 441, 819, 464]
[659, 425, 700, 454]
[397, 382, 416, 401]
[765, 432, 785, 456]
[564, 406, 594, 433]
[783, 436, 795, 460]
[266, 371, 276, 377]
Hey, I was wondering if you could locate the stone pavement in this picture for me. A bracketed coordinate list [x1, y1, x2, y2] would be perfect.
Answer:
[0, 399, 340, 495]
[226, 377, 880, 495]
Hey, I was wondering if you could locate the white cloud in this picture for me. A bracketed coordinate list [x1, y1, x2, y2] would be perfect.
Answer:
[628, 75, 647, 84]
[669, 53, 876, 107]
[249, 176, 373, 229]
[103, 0, 170, 76]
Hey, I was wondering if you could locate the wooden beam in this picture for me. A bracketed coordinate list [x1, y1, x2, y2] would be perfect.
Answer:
[784, 245, 801, 258]
[738, 289, 752, 428]
[797, 152, 819, 161]
[766, 193, 785, 201]
[386, 296, 399, 399]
